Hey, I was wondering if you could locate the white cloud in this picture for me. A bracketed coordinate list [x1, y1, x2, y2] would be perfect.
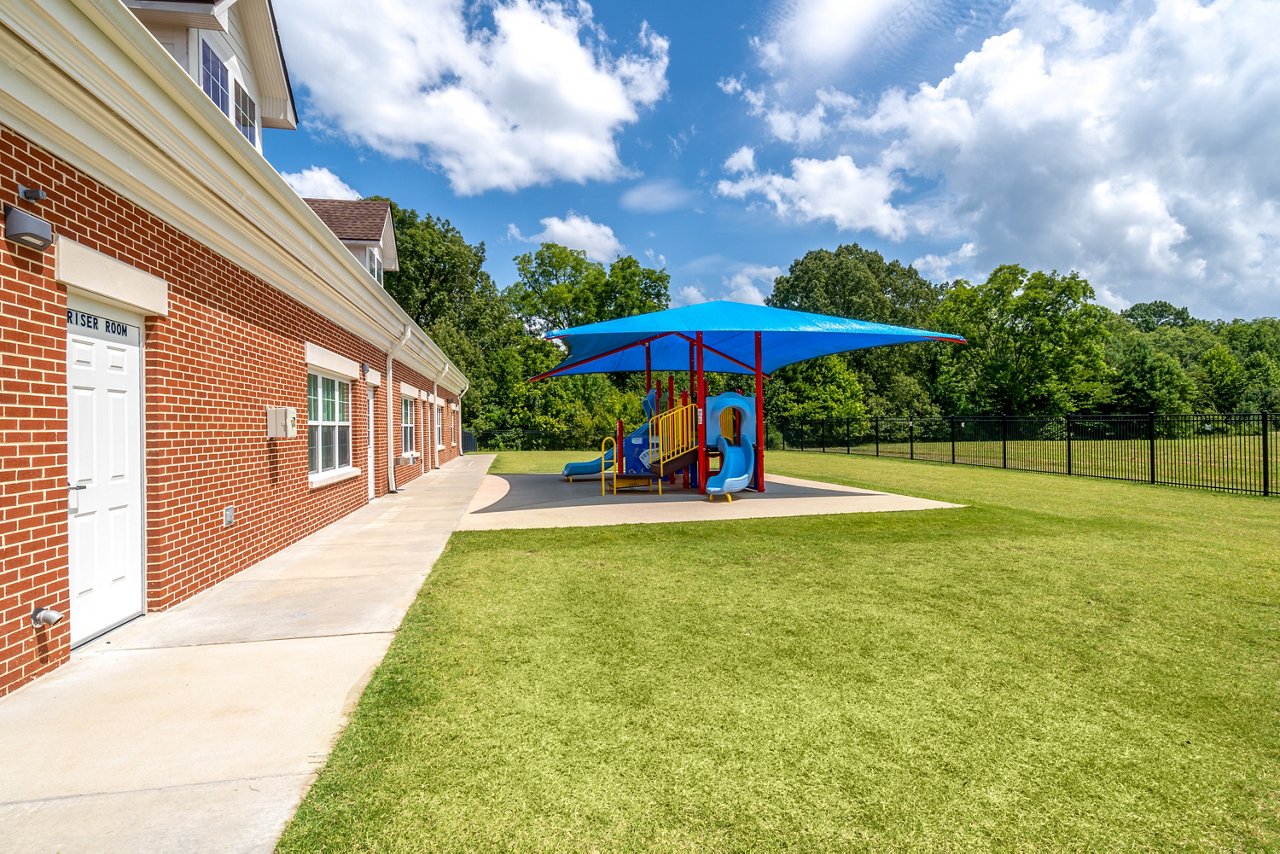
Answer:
[852, 0, 1280, 316]
[758, 0, 922, 78]
[912, 242, 976, 282]
[280, 166, 360, 199]
[275, 0, 668, 195]
[717, 155, 906, 239]
[725, 264, 782, 304]
[717, 76, 743, 95]
[724, 146, 756, 174]
[517, 212, 624, 262]
[674, 284, 709, 306]
[620, 179, 696, 213]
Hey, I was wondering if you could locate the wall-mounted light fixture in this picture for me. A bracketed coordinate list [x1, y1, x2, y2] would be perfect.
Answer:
[17, 184, 48, 202]
[4, 204, 53, 252]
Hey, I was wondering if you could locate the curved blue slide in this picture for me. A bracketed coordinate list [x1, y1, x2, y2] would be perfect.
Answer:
[563, 390, 657, 479]
[706, 434, 755, 498]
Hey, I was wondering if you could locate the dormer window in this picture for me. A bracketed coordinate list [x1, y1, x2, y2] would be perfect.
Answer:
[367, 248, 383, 284]
[200, 40, 230, 115]
[234, 83, 257, 146]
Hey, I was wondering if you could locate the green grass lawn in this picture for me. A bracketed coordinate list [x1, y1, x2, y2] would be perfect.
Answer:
[280, 452, 1280, 851]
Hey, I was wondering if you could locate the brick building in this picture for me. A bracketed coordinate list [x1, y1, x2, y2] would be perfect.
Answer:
[0, 0, 467, 696]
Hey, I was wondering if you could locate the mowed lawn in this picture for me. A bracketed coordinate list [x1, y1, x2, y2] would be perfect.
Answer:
[280, 451, 1280, 851]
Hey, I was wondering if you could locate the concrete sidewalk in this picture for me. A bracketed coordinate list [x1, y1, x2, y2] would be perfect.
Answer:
[0, 454, 493, 854]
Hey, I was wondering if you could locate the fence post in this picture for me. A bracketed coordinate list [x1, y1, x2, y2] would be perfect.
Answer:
[950, 415, 956, 465]
[1001, 414, 1008, 469]
[821, 418, 827, 453]
[909, 414, 915, 460]
[1148, 412, 1157, 484]
[1263, 411, 1270, 497]
[875, 416, 880, 457]
[845, 417, 851, 454]
[1065, 414, 1073, 476]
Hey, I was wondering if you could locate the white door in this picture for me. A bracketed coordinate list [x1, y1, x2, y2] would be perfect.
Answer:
[367, 386, 376, 499]
[66, 297, 145, 646]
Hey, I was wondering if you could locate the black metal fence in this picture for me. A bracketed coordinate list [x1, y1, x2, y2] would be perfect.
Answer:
[778, 412, 1276, 497]
[465, 427, 584, 452]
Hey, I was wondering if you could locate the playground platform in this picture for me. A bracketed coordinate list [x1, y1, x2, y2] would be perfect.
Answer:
[458, 471, 962, 531]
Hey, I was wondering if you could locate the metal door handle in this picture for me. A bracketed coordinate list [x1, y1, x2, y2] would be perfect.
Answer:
[68, 484, 87, 491]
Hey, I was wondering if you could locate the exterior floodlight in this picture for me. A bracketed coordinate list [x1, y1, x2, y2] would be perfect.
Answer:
[4, 204, 53, 252]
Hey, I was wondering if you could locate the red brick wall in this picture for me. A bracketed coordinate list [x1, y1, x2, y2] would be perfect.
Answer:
[0, 125, 460, 696]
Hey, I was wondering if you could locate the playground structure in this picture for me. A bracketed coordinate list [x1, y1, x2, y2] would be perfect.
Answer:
[533, 300, 966, 502]
[564, 386, 758, 499]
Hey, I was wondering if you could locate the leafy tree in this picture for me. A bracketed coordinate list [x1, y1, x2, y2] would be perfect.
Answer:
[1240, 352, 1280, 412]
[1194, 344, 1248, 413]
[1108, 335, 1197, 413]
[769, 243, 945, 416]
[932, 266, 1108, 416]
[507, 244, 669, 335]
[1121, 300, 1193, 333]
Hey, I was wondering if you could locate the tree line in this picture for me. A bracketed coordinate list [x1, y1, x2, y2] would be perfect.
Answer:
[377, 199, 1280, 445]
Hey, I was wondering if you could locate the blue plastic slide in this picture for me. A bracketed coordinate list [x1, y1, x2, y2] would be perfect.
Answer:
[706, 434, 755, 498]
[563, 389, 657, 479]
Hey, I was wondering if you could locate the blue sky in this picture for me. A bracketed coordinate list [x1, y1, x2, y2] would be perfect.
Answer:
[266, 0, 1280, 320]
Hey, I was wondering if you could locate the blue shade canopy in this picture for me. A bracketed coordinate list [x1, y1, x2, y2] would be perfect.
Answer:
[533, 300, 965, 380]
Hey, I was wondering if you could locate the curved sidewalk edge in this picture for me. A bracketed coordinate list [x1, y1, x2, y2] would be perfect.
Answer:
[0, 454, 495, 854]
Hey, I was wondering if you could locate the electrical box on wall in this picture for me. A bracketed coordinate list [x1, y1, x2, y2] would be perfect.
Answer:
[266, 406, 298, 439]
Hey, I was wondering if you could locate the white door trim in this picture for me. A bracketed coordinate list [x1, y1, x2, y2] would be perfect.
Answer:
[367, 386, 376, 500]
[66, 293, 146, 647]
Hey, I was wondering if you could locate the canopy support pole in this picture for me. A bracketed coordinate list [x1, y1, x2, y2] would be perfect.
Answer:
[644, 342, 652, 392]
[755, 331, 765, 493]
[696, 331, 707, 494]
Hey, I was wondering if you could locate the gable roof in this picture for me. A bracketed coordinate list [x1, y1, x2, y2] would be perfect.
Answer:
[303, 198, 390, 241]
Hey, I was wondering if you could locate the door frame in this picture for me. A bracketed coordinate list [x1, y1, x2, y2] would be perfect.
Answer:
[65, 292, 148, 647]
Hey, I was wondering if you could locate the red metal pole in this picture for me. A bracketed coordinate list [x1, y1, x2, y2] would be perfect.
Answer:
[617, 419, 624, 474]
[667, 374, 675, 412]
[755, 331, 765, 493]
[697, 331, 707, 494]
[680, 389, 690, 488]
[645, 342, 652, 392]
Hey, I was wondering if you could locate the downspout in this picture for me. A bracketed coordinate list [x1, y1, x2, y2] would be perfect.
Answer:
[432, 376, 441, 470]
[386, 324, 412, 493]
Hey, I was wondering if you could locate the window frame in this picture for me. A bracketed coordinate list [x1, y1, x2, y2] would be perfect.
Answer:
[307, 370, 354, 481]
[401, 396, 417, 458]
[200, 39, 230, 117]
[435, 402, 445, 450]
[234, 81, 257, 146]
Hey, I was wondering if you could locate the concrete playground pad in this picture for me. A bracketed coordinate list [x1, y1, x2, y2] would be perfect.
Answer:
[0, 455, 493, 854]
[458, 471, 962, 530]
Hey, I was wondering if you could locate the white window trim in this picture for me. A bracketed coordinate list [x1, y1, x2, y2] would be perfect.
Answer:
[306, 342, 360, 380]
[435, 403, 445, 450]
[400, 396, 416, 460]
[309, 466, 361, 489]
[308, 369, 354, 480]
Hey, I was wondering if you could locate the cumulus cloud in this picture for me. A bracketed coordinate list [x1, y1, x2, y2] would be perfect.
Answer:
[671, 263, 781, 306]
[857, 0, 1280, 315]
[724, 146, 756, 174]
[620, 179, 696, 213]
[674, 284, 709, 306]
[717, 155, 906, 239]
[280, 166, 360, 199]
[275, 0, 668, 195]
[511, 212, 624, 262]
[912, 242, 976, 283]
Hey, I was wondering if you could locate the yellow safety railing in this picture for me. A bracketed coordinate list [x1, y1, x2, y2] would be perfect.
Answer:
[600, 435, 616, 496]
[649, 402, 697, 478]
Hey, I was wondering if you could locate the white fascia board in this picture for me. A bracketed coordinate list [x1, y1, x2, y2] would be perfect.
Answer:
[0, 0, 465, 392]
[380, 213, 399, 272]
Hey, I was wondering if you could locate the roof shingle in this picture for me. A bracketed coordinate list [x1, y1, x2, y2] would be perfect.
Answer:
[303, 198, 390, 242]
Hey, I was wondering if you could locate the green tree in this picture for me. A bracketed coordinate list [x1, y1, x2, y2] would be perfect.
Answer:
[1108, 335, 1197, 413]
[768, 243, 945, 416]
[507, 244, 669, 335]
[933, 266, 1108, 415]
[1120, 300, 1193, 333]
[1194, 344, 1248, 413]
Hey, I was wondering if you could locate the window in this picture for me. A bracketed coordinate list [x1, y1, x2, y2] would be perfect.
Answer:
[436, 404, 444, 448]
[367, 248, 383, 284]
[234, 82, 257, 145]
[308, 373, 351, 475]
[200, 41, 230, 116]
[401, 398, 416, 456]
